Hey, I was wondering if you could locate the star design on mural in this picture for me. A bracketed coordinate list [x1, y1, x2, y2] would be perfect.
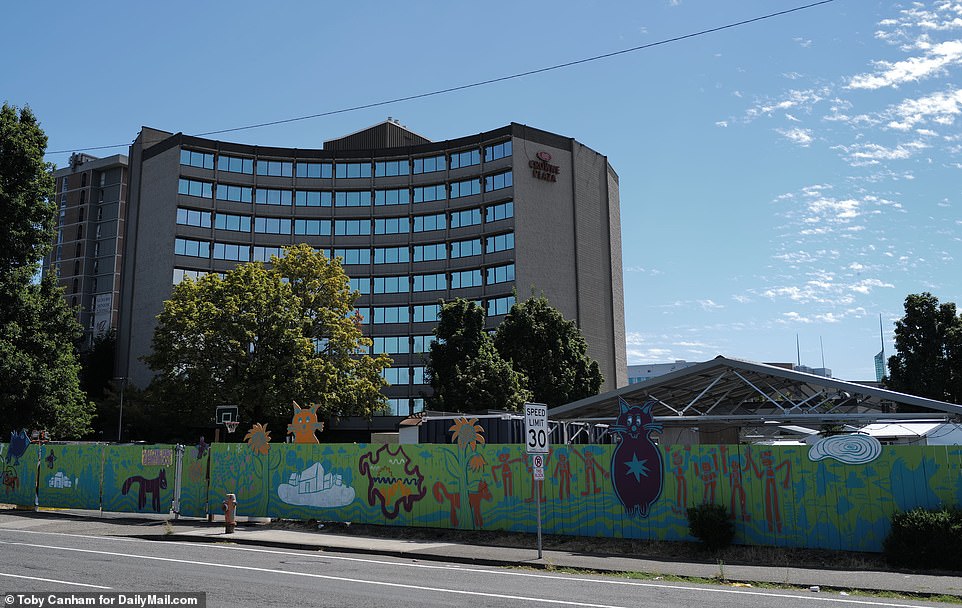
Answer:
[624, 453, 649, 482]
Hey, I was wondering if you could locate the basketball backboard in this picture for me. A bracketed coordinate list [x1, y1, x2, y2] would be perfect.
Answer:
[215, 404, 239, 424]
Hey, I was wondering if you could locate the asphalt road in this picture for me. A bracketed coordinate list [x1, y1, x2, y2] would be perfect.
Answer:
[0, 528, 950, 608]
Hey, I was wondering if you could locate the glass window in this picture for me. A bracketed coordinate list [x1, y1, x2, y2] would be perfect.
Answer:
[412, 335, 436, 353]
[413, 304, 440, 323]
[451, 178, 481, 198]
[487, 295, 516, 316]
[486, 263, 515, 285]
[413, 213, 446, 233]
[333, 248, 370, 265]
[255, 188, 292, 206]
[413, 243, 446, 262]
[413, 273, 446, 292]
[450, 149, 481, 169]
[486, 200, 514, 223]
[374, 246, 409, 264]
[374, 217, 409, 235]
[413, 184, 446, 204]
[178, 178, 213, 199]
[254, 217, 291, 234]
[335, 191, 372, 207]
[216, 184, 253, 203]
[375, 160, 410, 177]
[253, 246, 285, 262]
[350, 278, 371, 294]
[484, 141, 512, 161]
[176, 208, 211, 228]
[381, 367, 410, 385]
[173, 268, 207, 284]
[450, 208, 481, 228]
[451, 238, 481, 258]
[217, 155, 254, 174]
[374, 306, 410, 324]
[296, 162, 332, 178]
[451, 269, 483, 289]
[412, 366, 426, 385]
[333, 219, 370, 236]
[213, 242, 251, 261]
[180, 149, 214, 169]
[486, 232, 514, 253]
[335, 162, 372, 178]
[294, 219, 332, 235]
[375, 188, 410, 206]
[174, 238, 210, 258]
[374, 276, 409, 294]
[373, 336, 410, 354]
[413, 154, 446, 174]
[295, 190, 332, 207]
[485, 171, 513, 192]
[256, 160, 293, 177]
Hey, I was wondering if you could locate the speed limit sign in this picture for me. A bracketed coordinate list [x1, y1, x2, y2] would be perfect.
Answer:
[524, 402, 549, 454]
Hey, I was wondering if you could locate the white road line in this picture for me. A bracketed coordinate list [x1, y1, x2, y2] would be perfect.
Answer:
[0, 572, 112, 589]
[0, 528, 940, 608]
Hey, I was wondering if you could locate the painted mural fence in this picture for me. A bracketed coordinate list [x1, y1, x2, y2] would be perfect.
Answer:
[3, 438, 961, 553]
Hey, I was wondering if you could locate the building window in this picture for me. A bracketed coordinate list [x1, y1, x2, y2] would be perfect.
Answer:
[216, 184, 253, 203]
[254, 217, 292, 234]
[486, 263, 515, 285]
[450, 178, 481, 199]
[485, 171, 513, 192]
[413, 213, 446, 233]
[375, 160, 409, 177]
[333, 248, 370, 265]
[412, 366, 426, 385]
[381, 367, 410, 386]
[450, 208, 481, 228]
[218, 155, 254, 174]
[450, 149, 481, 169]
[413, 184, 446, 204]
[335, 162, 372, 178]
[253, 246, 285, 262]
[213, 242, 250, 261]
[350, 278, 371, 294]
[175, 238, 210, 258]
[374, 306, 410, 324]
[374, 246, 409, 264]
[413, 272, 446, 292]
[413, 243, 446, 262]
[413, 304, 440, 323]
[173, 268, 206, 284]
[295, 190, 332, 207]
[450, 238, 481, 259]
[451, 269, 482, 289]
[178, 178, 213, 199]
[373, 336, 410, 354]
[412, 335, 436, 353]
[334, 219, 371, 236]
[486, 200, 514, 223]
[413, 154, 446, 174]
[176, 208, 212, 228]
[374, 276, 409, 294]
[180, 149, 214, 169]
[335, 191, 372, 207]
[375, 188, 410, 206]
[374, 217, 409, 235]
[484, 140, 512, 161]
[296, 162, 333, 178]
[487, 295, 515, 316]
[255, 188, 293, 206]
[294, 219, 332, 236]
[256, 160, 293, 177]
[214, 213, 251, 232]
[486, 232, 514, 253]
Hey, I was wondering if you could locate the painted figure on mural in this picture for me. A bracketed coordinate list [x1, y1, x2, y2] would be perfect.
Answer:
[610, 399, 664, 517]
[746, 448, 791, 533]
[573, 447, 609, 496]
[468, 481, 493, 528]
[552, 451, 573, 500]
[694, 449, 719, 504]
[5, 430, 30, 465]
[721, 446, 751, 522]
[121, 469, 168, 512]
[490, 450, 522, 499]
[432, 481, 461, 526]
[287, 401, 323, 443]
[667, 446, 691, 514]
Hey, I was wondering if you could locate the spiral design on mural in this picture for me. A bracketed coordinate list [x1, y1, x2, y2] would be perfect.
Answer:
[808, 434, 882, 464]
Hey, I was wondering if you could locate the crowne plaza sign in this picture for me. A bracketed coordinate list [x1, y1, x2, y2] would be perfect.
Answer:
[529, 151, 560, 183]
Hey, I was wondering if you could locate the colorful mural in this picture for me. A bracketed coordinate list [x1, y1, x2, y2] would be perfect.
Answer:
[101, 445, 176, 513]
[287, 402, 323, 443]
[610, 399, 664, 517]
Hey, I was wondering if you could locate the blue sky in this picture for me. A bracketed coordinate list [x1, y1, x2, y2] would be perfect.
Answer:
[5, 1, 961, 381]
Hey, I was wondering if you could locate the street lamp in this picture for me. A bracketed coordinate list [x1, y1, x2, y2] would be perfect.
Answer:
[113, 377, 127, 442]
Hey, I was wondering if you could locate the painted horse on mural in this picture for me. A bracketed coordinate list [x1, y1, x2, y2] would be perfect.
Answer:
[610, 398, 663, 517]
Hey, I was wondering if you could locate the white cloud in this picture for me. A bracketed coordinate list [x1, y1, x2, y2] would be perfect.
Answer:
[777, 127, 814, 146]
[715, 120, 729, 128]
[885, 88, 962, 130]
[624, 266, 663, 275]
[848, 40, 962, 89]
[833, 141, 928, 165]
[698, 299, 723, 311]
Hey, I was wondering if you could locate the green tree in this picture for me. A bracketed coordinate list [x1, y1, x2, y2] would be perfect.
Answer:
[144, 244, 390, 433]
[426, 298, 530, 412]
[0, 104, 93, 438]
[494, 296, 603, 407]
[886, 292, 962, 404]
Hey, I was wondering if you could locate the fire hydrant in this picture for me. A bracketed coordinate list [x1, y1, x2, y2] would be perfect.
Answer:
[222, 493, 237, 534]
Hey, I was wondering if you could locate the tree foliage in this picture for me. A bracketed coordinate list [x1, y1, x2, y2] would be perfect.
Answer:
[885, 292, 962, 404]
[426, 298, 530, 412]
[494, 296, 603, 407]
[144, 244, 390, 433]
[0, 104, 93, 438]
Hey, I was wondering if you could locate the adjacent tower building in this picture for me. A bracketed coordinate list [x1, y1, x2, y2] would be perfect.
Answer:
[116, 121, 626, 421]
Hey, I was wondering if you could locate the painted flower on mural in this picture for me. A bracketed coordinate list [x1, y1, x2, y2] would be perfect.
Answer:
[468, 454, 487, 472]
[244, 423, 271, 455]
[449, 417, 485, 451]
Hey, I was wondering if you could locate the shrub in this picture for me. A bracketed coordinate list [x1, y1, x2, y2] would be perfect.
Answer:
[883, 506, 962, 571]
[687, 503, 735, 551]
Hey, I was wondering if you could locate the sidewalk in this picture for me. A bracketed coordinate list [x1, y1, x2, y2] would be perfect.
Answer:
[3, 508, 961, 598]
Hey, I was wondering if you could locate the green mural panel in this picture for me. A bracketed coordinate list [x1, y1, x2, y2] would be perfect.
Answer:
[208, 443, 269, 517]
[36, 444, 103, 510]
[1, 443, 39, 507]
[179, 442, 211, 518]
[102, 445, 175, 513]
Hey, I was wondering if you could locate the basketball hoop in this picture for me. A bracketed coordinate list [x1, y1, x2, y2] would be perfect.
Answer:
[224, 420, 240, 434]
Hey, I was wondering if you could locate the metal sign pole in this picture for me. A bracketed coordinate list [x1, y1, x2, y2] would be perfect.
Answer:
[536, 475, 543, 559]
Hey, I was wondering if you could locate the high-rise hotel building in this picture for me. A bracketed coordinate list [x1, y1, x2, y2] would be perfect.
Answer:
[108, 120, 625, 419]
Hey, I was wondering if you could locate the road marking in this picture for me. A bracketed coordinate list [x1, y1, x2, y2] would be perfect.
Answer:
[0, 529, 940, 608]
[0, 571, 112, 589]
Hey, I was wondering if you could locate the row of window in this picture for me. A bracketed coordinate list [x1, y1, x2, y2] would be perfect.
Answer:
[380, 366, 426, 386]
[381, 398, 425, 417]
[311, 266, 515, 295]
[175, 202, 513, 236]
[178, 172, 511, 207]
[180, 141, 511, 177]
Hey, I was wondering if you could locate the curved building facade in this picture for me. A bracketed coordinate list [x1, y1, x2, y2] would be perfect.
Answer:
[117, 121, 626, 419]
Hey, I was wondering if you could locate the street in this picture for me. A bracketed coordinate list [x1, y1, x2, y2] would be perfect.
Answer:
[0, 527, 950, 608]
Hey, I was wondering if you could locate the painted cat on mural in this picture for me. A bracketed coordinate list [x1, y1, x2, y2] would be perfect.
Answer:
[121, 469, 167, 512]
[610, 398, 663, 517]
